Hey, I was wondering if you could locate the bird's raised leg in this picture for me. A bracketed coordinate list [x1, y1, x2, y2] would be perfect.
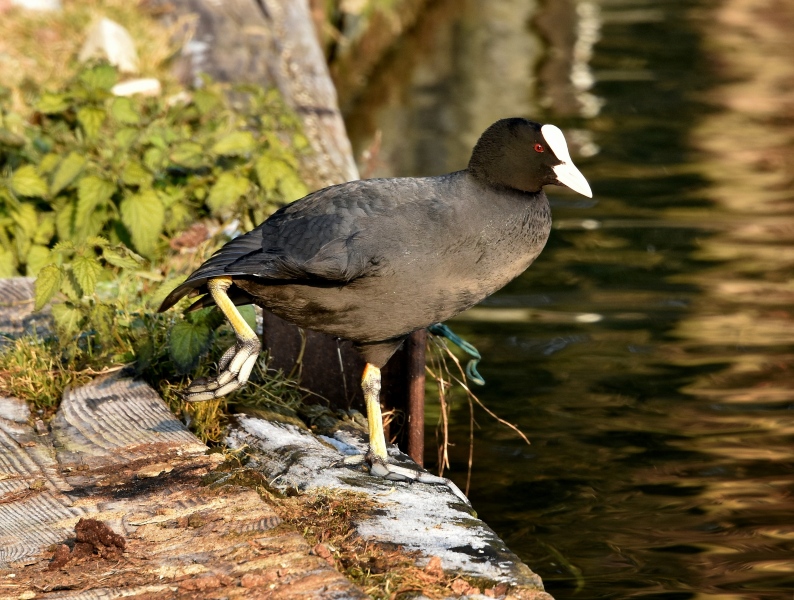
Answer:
[184, 276, 261, 402]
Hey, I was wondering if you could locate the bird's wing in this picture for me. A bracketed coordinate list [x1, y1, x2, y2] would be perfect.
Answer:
[158, 179, 408, 312]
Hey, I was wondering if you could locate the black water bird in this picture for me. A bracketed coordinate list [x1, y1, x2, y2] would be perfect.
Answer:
[159, 117, 592, 478]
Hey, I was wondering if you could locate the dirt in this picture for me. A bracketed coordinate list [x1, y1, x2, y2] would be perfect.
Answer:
[46, 518, 126, 570]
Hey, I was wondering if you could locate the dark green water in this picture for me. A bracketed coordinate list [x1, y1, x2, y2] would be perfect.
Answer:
[344, 0, 794, 598]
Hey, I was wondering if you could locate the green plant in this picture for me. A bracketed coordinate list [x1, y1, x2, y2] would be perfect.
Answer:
[0, 63, 309, 278]
[0, 64, 314, 438]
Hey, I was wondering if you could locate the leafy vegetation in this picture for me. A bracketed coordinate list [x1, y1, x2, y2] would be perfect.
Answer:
[1, 63, 308, 278]
[0, 63, 312, 438]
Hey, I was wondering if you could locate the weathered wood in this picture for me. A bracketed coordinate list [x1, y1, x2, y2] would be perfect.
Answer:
[227, 415, 552, 594]
[52, 375, 207, 473]
[324, 0, 431, 113]
[406, 328, 427, 464]
[0, 277, 51, 344]
[0, 396, 85, 567]
[160, 0, 358, 189]
[1, 375, 369, 599]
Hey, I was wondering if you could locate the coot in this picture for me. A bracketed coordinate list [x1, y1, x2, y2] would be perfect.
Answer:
[159, 117, 592, 477]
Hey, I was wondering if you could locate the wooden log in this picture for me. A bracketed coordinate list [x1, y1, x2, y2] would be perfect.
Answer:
[0, 277, 51, 344]
[1, 374, 369, 599]
[159, 0, 358, 189]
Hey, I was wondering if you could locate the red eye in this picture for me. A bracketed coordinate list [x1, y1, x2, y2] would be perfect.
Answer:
[534, 143, 544, 153]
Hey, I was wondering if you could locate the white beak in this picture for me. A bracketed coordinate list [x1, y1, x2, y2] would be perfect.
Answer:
[552, 161, 593, 198]
[541, 123, 593, 198]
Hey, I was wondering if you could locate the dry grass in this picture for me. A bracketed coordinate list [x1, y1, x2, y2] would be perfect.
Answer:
[0, 335, 101, 417]
[426, 335, 531, 495]
[270, 488, 502, 599]
[0, 0, 176, 113]
[204, 465, 503, 598]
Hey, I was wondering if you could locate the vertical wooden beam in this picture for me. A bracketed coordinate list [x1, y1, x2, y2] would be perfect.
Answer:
[405, 329, 426, 466]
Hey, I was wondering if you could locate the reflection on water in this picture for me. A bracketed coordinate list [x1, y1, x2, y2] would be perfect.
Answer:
[343, 0, 794, 598]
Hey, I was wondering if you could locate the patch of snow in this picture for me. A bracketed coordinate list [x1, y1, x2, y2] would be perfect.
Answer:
[318, 434, 359, 455]
[226, 416, 543, 587]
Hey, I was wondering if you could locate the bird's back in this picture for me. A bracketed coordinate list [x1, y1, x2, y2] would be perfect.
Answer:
[160, 171, 551, 344]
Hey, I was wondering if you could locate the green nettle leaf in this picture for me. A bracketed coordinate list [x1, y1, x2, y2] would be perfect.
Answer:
[207, 172, 250, 214]
[88, 302, 114, 341]
[255, 156, 283, 190]
[0, 249, 17, 278]
[143, 147, 165, 172]
[51, 152, 87, 196]
[115, 127, 139, 148]
[169, 142, 205, 169]
[60, 269, 82, 301]
[34, 214, 56, 245]
[14, 230, 31, 266]
[212, 131, 256, 156]
[192, 89, 221, 115]
[168, 319, 214, 374]
[36, 93, 70, 114]
[34, 264, 62, 310]
[158, 187, 186, 209]
[121, 161, 153, 187]
[82, 203, 111, 241]
[25, 245, 51, 276]
[102, 247, 143, 270]
[148, 274, 187, 309]
[77, 107, 106, 139]
[39, 153, 62, 175]
[51, 302, 83, 337]
[278, 172, 308, 202]
[79, 64, 117, 91]
[52, 240, 76, 255]
[238, 304, 257, 332]
[86, 236, 110, 248]
[11, 165, 49, 197]
[76, 175, 115, 229]
[55, 200, 76, 241]
[255, 156, 307, 201]
[11, 203, 38, 240]
[72, 254, 102, 296]
[110, 97, 140, 125]
[166, 202, 192, 232]
[120, 190, 164, 257]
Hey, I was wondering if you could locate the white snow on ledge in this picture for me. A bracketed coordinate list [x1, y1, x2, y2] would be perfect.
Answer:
[226, 416, 544, 588]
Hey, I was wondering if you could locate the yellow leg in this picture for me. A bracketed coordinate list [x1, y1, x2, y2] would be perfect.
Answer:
[185, 277, 261, 401]
[362, 364, 387, 460]
[209, 277, 256, 340]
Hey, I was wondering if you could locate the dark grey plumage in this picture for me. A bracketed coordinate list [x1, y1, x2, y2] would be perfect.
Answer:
[159, 118, 588, 367]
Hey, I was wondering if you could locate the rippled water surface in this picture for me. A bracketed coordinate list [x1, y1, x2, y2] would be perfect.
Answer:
[344, 0, 794, 598]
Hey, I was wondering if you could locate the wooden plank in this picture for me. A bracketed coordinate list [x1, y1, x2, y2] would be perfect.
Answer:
[1, 376, 369, 599]
[52, 375, 207, 473]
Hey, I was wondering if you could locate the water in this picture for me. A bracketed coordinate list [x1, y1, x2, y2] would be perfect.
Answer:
[343, 0, 794, 598]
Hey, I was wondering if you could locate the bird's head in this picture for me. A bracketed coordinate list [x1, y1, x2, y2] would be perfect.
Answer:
[468, 118, 592, 198]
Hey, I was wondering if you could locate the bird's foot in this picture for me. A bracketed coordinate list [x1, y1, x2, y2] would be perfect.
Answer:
[184, 337, 262, 401]
[340, 451, 469, 504]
